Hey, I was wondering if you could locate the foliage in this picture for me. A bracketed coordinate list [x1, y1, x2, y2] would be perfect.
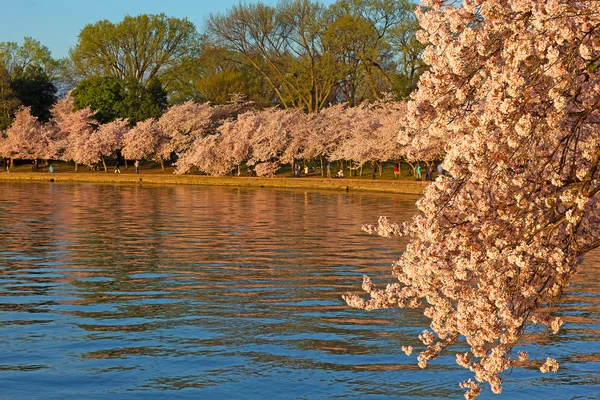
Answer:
[72, 76, 167, 124]
[193, 44, 274, 107]
[0, 37, 60, 78]
[207, 0, 342, 112]
[0, 65, 20, 130]
[207, 0, 425, 110]
[10, 65, 57, 122]
[70, 14, 203, 93]
[0, 37, 60, 127]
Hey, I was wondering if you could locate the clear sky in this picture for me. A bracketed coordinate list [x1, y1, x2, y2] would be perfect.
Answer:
[0, 0, 337, 59]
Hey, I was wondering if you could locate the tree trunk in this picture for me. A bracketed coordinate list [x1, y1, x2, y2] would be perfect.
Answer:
[124, 160, 128, 171]
[160, 159, 165, 171]
[320, 156, 324, 177]
[10, 158, 14, 168]
[237, 164, 241, 176]
[360, 164, 363, 177]
[75, 162, 79, 172]
[101, 157, 107, 172]
[379, 161, 383, 176]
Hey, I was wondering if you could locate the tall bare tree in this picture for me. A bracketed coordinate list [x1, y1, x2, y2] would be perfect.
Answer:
[207, 0, 340, 113]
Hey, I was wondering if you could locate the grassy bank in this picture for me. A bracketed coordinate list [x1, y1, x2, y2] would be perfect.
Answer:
[0, 163, 429, 195]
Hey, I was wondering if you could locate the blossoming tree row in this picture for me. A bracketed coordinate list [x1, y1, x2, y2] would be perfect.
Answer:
[0, 95, 422, 175]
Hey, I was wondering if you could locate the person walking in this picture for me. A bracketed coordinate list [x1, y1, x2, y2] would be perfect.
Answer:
[415, 164, 422, 181]
[115, 160, 121, 174]
[393, 163, 400, 178]
[427, 164, 434, 181]
[134, 160, 140, 174]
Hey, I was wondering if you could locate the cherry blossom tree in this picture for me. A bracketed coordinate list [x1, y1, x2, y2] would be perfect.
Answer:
[329, 100, 407, 174]
[247, 108, 305, 176]
[121, 118, 168, 168]
[0, 106, 46, 162]
[89, 118, 129, 171]
[50, 94, 97, 171]
[174, 108, 257, 175]
[156, 101, 215, 163]
[345, 0, 600, 398]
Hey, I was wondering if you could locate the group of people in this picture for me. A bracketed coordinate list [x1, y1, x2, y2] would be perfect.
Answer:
[293, 163, 309, 177]
[114, 160, 140, 174]
[415, 163, 444, 181]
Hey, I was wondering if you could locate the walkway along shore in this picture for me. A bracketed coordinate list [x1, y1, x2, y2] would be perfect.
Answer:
[0, 172, 427, 195]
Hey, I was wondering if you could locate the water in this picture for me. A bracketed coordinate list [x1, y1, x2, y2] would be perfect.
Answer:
[0, 182, 598, 399]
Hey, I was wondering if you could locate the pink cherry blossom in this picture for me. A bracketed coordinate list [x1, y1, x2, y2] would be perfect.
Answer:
[345, 0, 600, 397]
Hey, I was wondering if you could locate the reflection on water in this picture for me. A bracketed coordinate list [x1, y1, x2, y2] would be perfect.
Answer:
[0, 182, 598, 399]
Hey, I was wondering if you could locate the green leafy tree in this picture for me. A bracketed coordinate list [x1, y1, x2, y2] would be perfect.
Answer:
[325, 0, 425, 103]
[72, 76, 167, 124]
[0, 65, 20, 130]
[71, 77, 124, 124]
[11, 65, 57, 122]
[0, 37, 60, 78]
[0, 37, 60, 126]
[193, 45, 274, 107]
[70, 13, 202, 94]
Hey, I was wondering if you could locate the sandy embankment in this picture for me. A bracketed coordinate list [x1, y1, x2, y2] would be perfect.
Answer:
[0, 172, 427, 195]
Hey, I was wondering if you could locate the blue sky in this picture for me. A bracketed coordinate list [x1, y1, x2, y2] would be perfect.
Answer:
[0, 0, 337, 59]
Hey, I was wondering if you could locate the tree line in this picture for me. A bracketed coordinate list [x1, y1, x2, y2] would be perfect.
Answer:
[0, 94, 417, 177]
[0, 0, 425, 133]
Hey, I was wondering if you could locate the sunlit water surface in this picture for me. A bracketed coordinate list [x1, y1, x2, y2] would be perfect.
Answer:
[0, 183, 598, 399]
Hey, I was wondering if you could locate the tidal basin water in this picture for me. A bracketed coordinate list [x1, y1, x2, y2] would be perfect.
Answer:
[0, 182, 598, 400]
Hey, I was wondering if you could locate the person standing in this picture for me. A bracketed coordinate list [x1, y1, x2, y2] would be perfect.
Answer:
[134, 160, 140, 174]
[415, 164, 422, 181]
[437, 163, 444, 177]
[115, 160, 121, 174]
[371, 161, 377, 180]
[427, 164, 433, 181]
[393, 163, 400, 178]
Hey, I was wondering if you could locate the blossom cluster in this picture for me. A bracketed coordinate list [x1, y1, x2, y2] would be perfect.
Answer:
[346, 0, 600, 397]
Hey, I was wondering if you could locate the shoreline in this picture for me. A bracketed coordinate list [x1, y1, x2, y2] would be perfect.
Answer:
[0, 172, 427, 195]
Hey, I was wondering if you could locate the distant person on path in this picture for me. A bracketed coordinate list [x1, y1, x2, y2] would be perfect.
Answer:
[3, 158, 8, 172]
[437, 163, 444, 177]
[336, 169, 344, 178]
[327, 162, 331, 178]
[115, 160, 121, 174]
[371, 161, 377, 180]
[49, 165, 54, 173]
[415, 164, 422, 181]
[304, 165, 309, 176]
[134, 160, 140, 174]
[393, 163, 399, 178]
[294, 163, 301, 177]
[426, 164, 434, 181]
